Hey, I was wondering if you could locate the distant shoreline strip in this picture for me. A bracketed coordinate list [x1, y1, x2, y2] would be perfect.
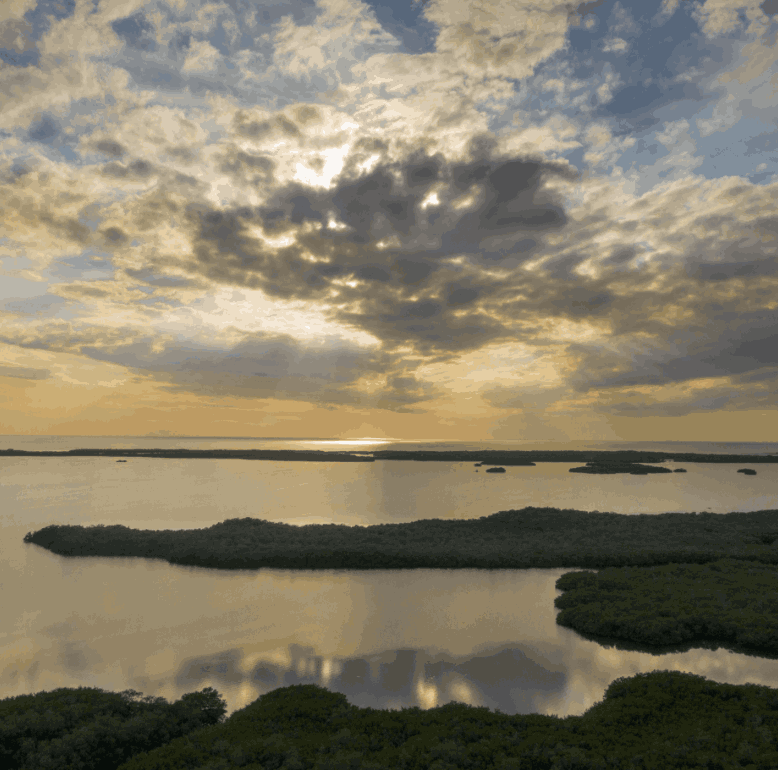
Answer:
[1, 448, 778, 464]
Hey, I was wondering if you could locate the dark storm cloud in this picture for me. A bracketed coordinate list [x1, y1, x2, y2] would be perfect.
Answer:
[593, 390, 745, 418]
[25, 212, 93, 246]
[375, 372, 438, 413]
[336, 291, 507, 356]
[181, 142, 579, 357]
[233, 112, 301, 140]
[0, 319, 434, 410]
[761, 0, 778, 16]
[217, 149, 276, 185]
[101, 227, 129, 244]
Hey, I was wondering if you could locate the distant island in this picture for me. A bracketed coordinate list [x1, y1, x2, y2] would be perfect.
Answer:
[569, 460, 672, 474]
[3, 447, 778, 475]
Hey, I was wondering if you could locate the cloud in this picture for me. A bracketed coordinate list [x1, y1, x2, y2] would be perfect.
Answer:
[569, 308, 778, 390]
[1, 294, 70, 318]
[426, 0, 574, 81]
[177, 141, 578, 359]
[0, 316, 436, 410]
[0, 363, 51, 380]
[101, 159, 157, 179]
[93, 140, 128, 158]
[26, 112, 61, 144]
[762, 0, 778, 16]
[111, 12, 157, 52]
[1, 0, 778, 436]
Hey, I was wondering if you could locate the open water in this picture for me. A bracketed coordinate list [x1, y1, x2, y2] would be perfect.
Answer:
[2, 436, 778, 718]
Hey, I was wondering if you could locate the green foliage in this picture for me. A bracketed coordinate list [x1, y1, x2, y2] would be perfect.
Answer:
[554, 558, 778, 654]
[0, 685, 227, 770]
[6, 672, 778, 770]
[23, 506, 778, 574]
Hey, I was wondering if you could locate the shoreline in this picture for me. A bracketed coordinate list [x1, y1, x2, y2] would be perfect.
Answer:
[2, 447, 778, 464]
[15, 504, 778, 768]
[23, 505, 778, 656]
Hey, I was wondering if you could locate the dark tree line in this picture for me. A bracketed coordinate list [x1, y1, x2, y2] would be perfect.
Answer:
[7, 671, 778, 768]
[0, 686, 226, 770]
[112, 671, 778, 769]
[23, 506, 778, 574]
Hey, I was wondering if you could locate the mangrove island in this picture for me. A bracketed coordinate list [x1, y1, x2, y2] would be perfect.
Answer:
[23, 505, 778, 658]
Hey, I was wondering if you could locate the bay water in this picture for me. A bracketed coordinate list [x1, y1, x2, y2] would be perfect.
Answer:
[2, 437, 778, 719]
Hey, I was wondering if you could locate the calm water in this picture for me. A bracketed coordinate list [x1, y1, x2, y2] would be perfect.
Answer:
[2, 436, 778, 719]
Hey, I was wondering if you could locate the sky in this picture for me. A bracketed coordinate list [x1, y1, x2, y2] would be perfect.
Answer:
[0, 0, 777, 441]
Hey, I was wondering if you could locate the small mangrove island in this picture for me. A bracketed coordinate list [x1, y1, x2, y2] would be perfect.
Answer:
[568, 460, 672, 475]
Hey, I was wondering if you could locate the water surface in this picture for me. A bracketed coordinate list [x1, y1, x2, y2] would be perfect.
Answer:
[3, 437, 778, 718]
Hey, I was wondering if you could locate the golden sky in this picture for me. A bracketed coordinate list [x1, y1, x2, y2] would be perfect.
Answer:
[1, 0, 777, 440]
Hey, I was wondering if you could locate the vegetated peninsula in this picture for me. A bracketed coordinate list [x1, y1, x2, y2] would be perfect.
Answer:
[554, 558, 778, 657]
[80, 674, 778, 770]
[24, 506, 778, 657]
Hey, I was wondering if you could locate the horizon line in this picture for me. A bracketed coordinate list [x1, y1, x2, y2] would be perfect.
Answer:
[1, 436, 777, 443]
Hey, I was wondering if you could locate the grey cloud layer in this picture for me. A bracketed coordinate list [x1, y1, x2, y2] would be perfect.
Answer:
[0, 364, 51, 381]
[181, 138, 578, 357]
[0, 320, 436, 411]
[567, 308, 778, 392]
